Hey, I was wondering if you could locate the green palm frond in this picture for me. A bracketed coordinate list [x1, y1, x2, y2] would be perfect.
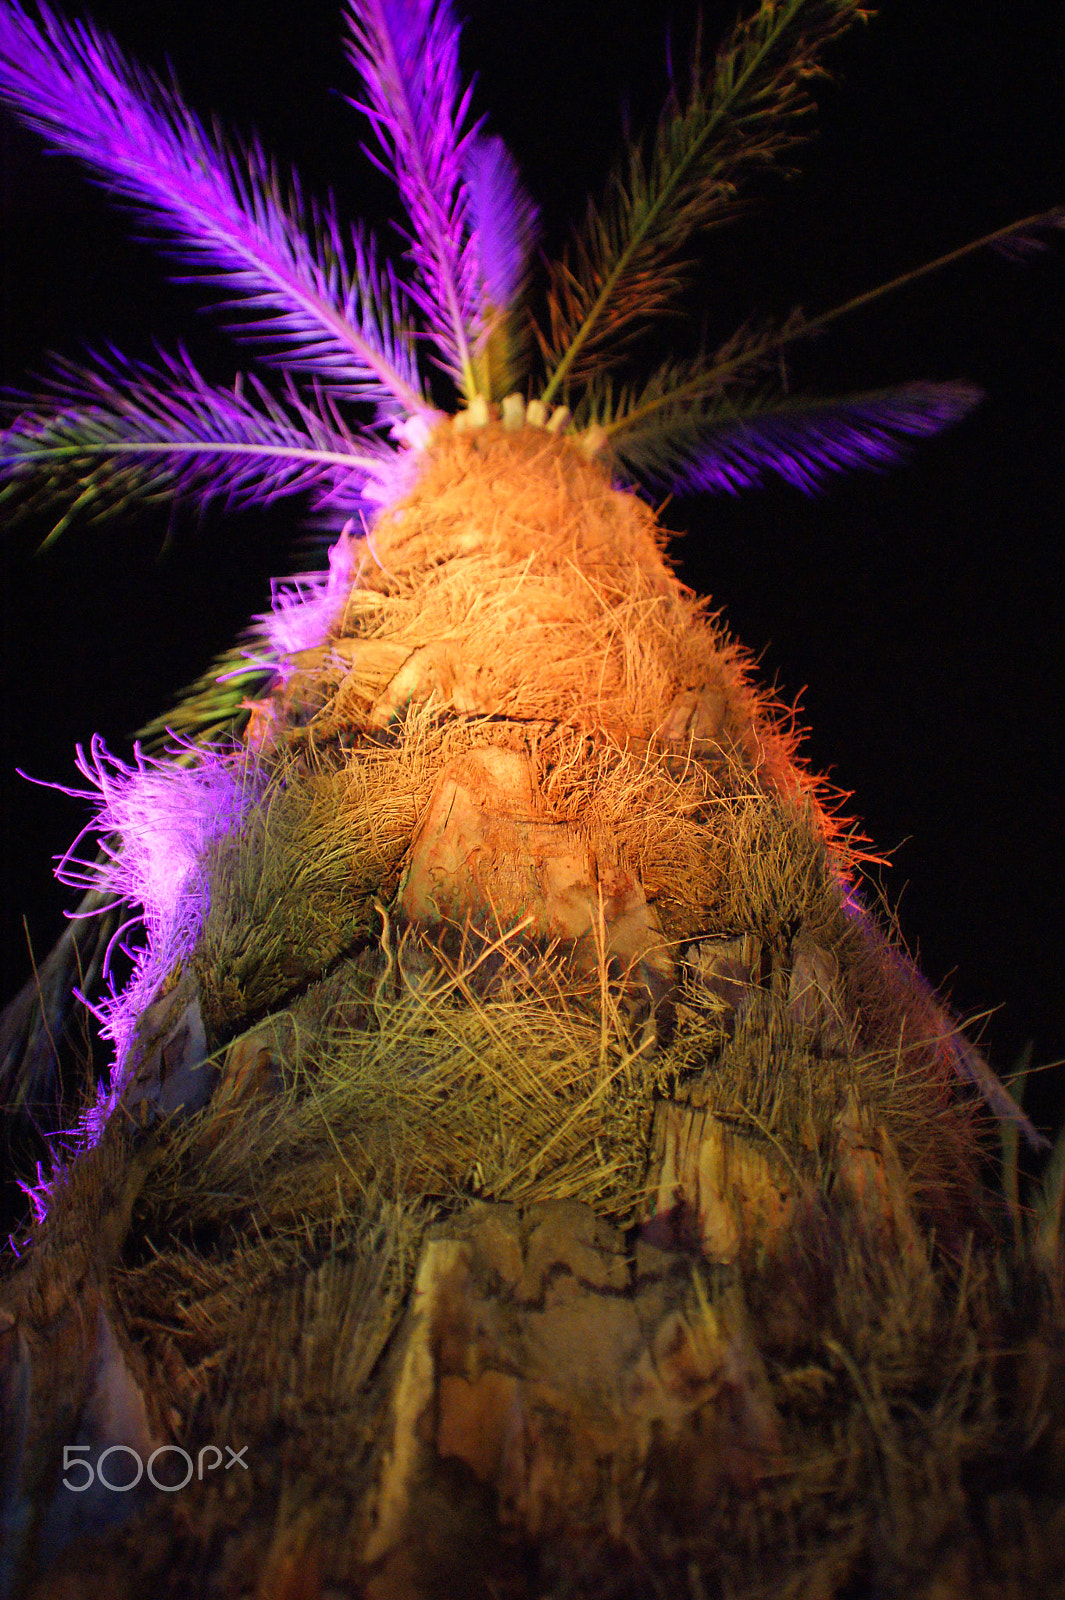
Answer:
[574, 200, 1065, 491]
[137, 537, 361, 752]
[463, 135, 540, 401]
[573, 341, 764, 437]
[135, 641, 272, 753]
[0, 350, 390, 544]
[537, 0, 871, 403]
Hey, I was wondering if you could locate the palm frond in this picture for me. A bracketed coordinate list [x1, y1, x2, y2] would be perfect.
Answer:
[695, 209, 1065, 398]
[460, 133, 534, 400]
[596, 376, 982, 494]
[137, 533, 363, 752]
[0, 885, 119, 1120]
[0, 0, 427, 417]
[463, 133, 539, 399]
[0, 348, 394, 540]
[537, 0, 870, 402]
[135, 642, 272, 754]
[344, 0, 482, 398]
[463, 133, 539, 316]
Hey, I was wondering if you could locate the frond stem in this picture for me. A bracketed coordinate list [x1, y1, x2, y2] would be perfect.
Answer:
[709, 209, 1065, 386]
[12, 437, 383, 474]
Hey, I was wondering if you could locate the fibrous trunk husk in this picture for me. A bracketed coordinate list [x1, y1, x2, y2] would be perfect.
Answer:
[2, 425, 1062, 1599]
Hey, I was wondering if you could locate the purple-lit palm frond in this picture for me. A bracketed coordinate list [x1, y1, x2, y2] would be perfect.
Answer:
[344, 0, 483, 397]
[137, 528, 364, 753]
[0, 0, 427, 418]
[601, 380, 981, 494]
[44, 737, 259, 1086]
[537, 0, 870, 402]
[52, 735, 253, 941]
[463, 134, 538, 317]
[462, 133, 539, 397]
[0, 348, 393, 541]
[0, 883, 119, 1119]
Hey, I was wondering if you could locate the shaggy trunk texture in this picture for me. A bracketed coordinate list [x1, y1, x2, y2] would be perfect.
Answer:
[2, 422, 1063, 1600]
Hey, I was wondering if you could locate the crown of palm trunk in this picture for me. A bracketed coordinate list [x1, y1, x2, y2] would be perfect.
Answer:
[1, 0, 1022, 557]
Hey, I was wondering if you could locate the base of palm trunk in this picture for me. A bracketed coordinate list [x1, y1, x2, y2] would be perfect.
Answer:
[5, 1169, 1063, 1599]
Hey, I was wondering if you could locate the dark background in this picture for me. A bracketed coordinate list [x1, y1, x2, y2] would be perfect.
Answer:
[2, 1, 1063, 1139]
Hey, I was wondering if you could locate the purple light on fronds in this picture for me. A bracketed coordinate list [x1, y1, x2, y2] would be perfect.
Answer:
[17, 1162, 54, 1229]
[11, 734, 253, 1227]
[0, 1, 426, 415]
[215, 513, 422, 719]
[660, 383, 983, 496]
[16, 737, 262, 1171]
[82, 936, 177, 1113]
[227, 441, 431, 691]
[0, 349, 395, 529]
[345, 0, 481, 388]
[462, 133, 539, 314]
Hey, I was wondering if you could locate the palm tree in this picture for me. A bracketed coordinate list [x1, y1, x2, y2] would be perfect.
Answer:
[0, 2, 1063, 1596]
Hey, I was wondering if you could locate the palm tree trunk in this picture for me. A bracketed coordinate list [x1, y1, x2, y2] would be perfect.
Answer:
[1, 421, 1062, 1599]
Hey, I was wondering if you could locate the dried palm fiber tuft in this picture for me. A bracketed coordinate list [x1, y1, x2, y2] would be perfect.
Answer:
[286, 426, 817, 793]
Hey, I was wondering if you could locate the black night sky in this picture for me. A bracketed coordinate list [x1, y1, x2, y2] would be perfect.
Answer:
[2, 1, 1064, 1139]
